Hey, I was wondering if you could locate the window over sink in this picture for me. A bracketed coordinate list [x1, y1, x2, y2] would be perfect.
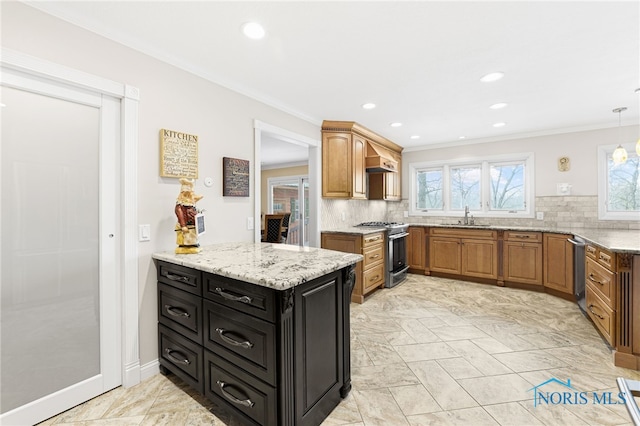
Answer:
[598, 143, 640, 220]
[409, 152, 534, 218]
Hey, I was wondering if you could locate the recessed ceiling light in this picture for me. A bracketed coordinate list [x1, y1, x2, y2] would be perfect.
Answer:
[489, 102, 508, 109]
[459, 136, 466, 139]
[410, 135, 420, 140]
[390, 122, 402, 127]
[480, 72, 504, 82]
[362, 103, 376, 110]
[242, 22, 265, 39]
[493, 122, 506, 128]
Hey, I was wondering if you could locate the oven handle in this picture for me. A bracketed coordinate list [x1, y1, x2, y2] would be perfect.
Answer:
[388, 232, 409, 240]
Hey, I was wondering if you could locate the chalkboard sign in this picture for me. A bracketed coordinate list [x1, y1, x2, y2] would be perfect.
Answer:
[160, 128, 198, 178]
[222, 157, 250, 197]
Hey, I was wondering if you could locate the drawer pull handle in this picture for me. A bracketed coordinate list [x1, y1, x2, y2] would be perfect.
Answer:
[588, 304, 605, 320]
[164, 348, 190, 365]
[370, 254, 380, 259]
[165, 272, 190, 283]
[216, 328, 254, 349]
[366, 236, 381, 243]
[217, 380, 255, 408]
[588, 273, 605, 286]
[215, 287, 252, 304]
[515, 235, 531, 239]
[369, 275, 380, 282]
[164, 304, 190, 318]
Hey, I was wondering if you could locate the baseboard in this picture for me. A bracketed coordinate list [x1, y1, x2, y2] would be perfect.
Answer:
[141, 359, 161, 382]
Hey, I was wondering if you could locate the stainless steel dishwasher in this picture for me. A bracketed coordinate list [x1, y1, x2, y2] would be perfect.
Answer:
[568, 236, 586, 313]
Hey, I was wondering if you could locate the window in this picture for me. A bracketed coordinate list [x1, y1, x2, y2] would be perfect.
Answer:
[409, 153, 533, 218]
[598, 143, 640, 220]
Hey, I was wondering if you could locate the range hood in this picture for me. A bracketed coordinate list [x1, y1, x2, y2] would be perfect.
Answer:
[366, 142, 398, 173]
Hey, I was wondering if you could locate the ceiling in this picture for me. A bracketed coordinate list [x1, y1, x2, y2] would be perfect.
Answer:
[27, 1, 640, 158]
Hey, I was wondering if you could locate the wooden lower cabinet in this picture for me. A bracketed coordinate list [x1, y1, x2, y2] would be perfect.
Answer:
[543, 233, 574, 295]
[407, 226, 427, 273]
[321, 232, 385, 303]
[156, 260, 354, 426]
[429, 228, 498, 280]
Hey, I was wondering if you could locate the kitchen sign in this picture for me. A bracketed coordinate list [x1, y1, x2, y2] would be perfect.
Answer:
[160, 128, 199, 179]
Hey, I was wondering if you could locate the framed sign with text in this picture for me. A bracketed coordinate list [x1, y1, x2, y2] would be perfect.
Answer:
[222, 157, 250, 197]
[160, 128, 198, 178]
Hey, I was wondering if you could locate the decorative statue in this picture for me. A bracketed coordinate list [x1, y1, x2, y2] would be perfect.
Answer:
[175, 178, 203, 254]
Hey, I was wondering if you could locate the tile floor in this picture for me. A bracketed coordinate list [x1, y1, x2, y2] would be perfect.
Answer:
[38, 274, 640, 425]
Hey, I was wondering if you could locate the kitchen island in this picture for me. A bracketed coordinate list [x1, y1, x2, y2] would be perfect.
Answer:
[152, 243, 362, 426]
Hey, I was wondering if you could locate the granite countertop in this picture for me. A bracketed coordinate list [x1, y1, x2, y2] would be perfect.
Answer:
[152, 242, 363, 290]
[405, 223, 640, 254]
[321, 226, 387, 236]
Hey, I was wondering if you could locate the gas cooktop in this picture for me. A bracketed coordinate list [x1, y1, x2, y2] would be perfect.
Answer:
[356, 221, 405, 227]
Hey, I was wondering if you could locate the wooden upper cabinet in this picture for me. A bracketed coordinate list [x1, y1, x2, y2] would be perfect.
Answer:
[322, 121, 402, 200]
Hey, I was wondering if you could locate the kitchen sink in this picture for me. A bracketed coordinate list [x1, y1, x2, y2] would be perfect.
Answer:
[441, 222, 491, 227]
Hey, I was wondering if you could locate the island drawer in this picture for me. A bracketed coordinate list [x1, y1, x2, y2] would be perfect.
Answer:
[159, 324, 204, 394]
[157, 261, 202, 296]
[363, 244, 384, 268]
[586, 284, 615, 346]
[363, 232, 384, 248]
[204, 273, 276, 323]
[159, 283, 203, 344]
[205, 350, 277, 426]
[204, 300, 276, 386]
[586, 257, 615, 308]
[586, 244, 616, 271]
[504, 231, 542, 242]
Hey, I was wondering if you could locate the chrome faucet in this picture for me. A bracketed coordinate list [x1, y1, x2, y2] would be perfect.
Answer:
[463, 205, 470, 225]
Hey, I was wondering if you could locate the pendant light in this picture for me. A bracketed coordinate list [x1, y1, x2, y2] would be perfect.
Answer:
[612, 107, 628, 165]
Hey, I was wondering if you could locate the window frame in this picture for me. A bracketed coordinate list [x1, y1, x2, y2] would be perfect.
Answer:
[409, 152, 534, 219]
[597, 143, 640, 221]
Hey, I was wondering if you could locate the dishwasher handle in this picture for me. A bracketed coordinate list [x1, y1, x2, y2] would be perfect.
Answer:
[567, 238, 585, 247]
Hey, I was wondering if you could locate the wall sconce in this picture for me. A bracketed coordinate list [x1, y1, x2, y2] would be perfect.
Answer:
[611, 107, 628, 165]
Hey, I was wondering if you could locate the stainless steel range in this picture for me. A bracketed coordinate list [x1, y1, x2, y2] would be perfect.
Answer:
[356, 222, 410, 288]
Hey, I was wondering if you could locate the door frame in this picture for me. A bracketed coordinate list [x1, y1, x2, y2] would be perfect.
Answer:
[253, 120, 321, 247]
[0, 49, 141, 388]
[266, 175, 309, 246]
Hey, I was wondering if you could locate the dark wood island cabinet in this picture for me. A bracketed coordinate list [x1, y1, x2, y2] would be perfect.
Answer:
[153, 243, 362, 426]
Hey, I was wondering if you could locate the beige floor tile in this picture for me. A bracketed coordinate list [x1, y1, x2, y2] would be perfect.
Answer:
[429, 325, 491, 341]
[470, 337, 515, 354]
[397, 318, 442, 343]
[457, 373, 534, 405]
[483, 402, 545, 425]
[493, 350, 568, 372]
[518, 398, 590, 425]
[321, 393, 363, 425]
[388, 384, 442, 415]
[352, 363, 421, 390]
[446, 340, 513, 376]
[395, 342, 459, 363]
[406, 407, 499, 425]
[407, 360, 478, 411]
[435, 357, 484, 379]
[352, 388, 410, 425]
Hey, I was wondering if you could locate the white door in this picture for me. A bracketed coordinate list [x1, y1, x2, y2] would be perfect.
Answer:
[0, 69, 121, 425]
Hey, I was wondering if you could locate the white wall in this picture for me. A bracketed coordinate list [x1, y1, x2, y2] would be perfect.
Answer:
[402, 125, 639, 198]
[1, 3, 320, 367]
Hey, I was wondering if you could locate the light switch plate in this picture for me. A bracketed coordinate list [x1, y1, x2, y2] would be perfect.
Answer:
[247, 217, 254, 230]
[139, 224, 151, 241]
[536, 212, 544, 220]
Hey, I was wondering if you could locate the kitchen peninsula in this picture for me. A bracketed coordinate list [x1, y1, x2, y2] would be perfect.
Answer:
[152, 243, 362, 426]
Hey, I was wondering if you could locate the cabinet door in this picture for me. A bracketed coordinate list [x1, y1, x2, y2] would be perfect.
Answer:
[322, 133, 352, 198]
[429, 237, 461, 274]
[543, 233, 574, 294]
[321, 233, 364, 303]
[503, 241, 542, 285]
[408, 227, 426, 271]
[352, 135, 367, 199]
[462, 239, 498, 279]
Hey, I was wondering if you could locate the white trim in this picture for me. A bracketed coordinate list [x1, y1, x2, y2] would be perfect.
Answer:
[597, 143, 640, 221]
[261, 160, 308, 170]
[253, 120, 321, 247]
[0, 48, 140, 393]
[408, 152, 535, 219]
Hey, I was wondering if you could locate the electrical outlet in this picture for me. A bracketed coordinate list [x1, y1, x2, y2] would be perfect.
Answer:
[341, 212, 346, 221]
[247, 217, 254, 230]
[536, 212, 544, 220]
[403, 211, 409, 218]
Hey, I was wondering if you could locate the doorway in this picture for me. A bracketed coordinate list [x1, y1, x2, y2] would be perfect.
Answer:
[267, 176, 310, 246]
[253, 120, 321, 247]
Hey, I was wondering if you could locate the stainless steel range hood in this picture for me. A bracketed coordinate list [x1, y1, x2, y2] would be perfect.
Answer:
[366, 142, 398, 173]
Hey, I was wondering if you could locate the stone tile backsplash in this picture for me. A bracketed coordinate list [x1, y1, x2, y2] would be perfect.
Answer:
[323, 196, 639, 230]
